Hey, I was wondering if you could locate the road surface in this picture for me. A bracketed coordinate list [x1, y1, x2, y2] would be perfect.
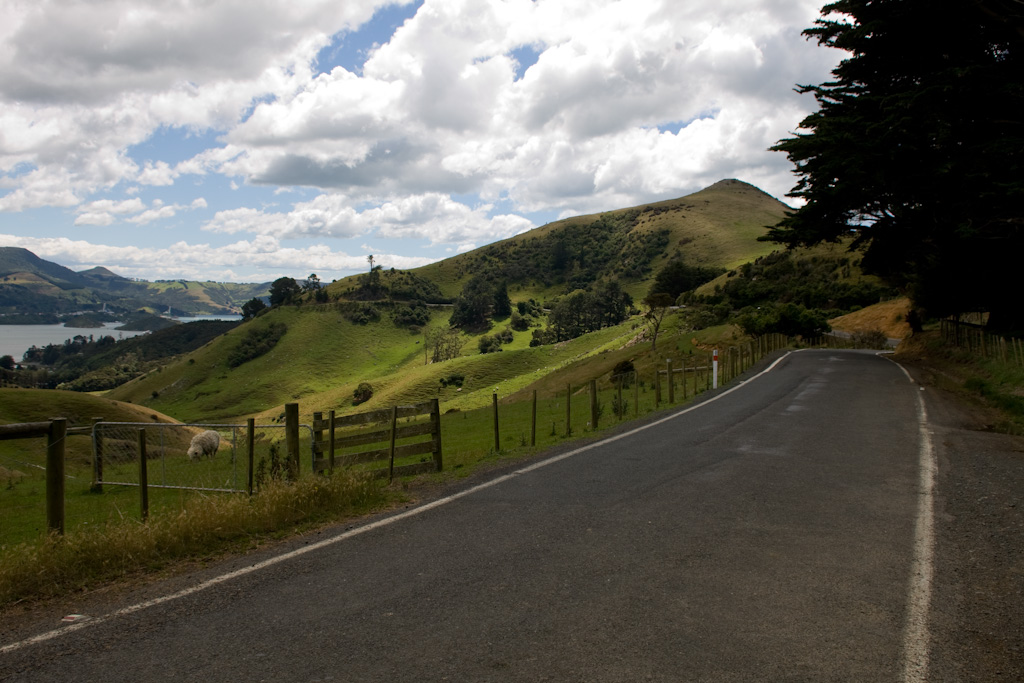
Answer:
[2, 349, 1022, 681]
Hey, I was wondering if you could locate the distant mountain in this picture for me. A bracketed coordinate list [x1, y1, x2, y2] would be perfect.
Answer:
[0, 247, 91, 290]
[79, 266, 126, 281]
[0, 247, 269, 319]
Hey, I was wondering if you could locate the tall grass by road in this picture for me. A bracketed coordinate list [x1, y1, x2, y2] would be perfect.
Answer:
[0, 472, 388, 607]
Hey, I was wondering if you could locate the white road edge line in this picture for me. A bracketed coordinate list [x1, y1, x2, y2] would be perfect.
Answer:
[1, 351, 793, 656]
[883, 353, 936, 683]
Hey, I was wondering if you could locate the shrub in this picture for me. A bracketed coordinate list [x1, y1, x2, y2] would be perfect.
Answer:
[439, 372, 465, 388]
[226, 322, 288, 368]
[851, 329, 889, 349]
[478, 335, 503, 354]
[530, 327, 557, 347]
[346, 303, 380, 325]
[353, 382, 374, 405]
[611, 359, 636, 387]
[393, 301, 430, 328]
[510, 311, 530, 331]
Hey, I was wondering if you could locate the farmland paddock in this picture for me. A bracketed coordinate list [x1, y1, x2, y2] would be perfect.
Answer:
[91, 421, 316, 495]
[3, 333, 803, 543]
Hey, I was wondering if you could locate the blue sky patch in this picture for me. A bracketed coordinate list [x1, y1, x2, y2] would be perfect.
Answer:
[508, 44, 542, 81]
[314, 1, 424, 76]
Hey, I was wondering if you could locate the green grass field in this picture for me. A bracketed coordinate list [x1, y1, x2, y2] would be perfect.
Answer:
[0, 336, 742, 549]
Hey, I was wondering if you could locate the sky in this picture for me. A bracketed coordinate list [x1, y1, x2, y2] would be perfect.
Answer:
[0, 0, 840, 284]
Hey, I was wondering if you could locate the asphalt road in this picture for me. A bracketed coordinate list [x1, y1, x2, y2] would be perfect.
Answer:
[2, 349, 1021, 681]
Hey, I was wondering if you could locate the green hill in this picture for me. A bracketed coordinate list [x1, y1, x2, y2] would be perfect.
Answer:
[0, 389, 181, 467]
[11, 179, 895, 442]
[329, 179, 786, 304]
[103, 180, 787, 423]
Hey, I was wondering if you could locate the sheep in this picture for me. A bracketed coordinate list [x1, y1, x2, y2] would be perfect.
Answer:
[187, 430, 220, 461]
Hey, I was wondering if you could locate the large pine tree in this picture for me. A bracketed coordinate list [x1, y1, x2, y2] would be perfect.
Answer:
[769, 1, 1024, 330]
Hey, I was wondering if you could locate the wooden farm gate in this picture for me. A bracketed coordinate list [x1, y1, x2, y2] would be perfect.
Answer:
[313, 399, 442, 480]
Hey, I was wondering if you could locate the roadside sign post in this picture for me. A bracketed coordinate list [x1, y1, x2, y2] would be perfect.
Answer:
[713, 349, 719, 389]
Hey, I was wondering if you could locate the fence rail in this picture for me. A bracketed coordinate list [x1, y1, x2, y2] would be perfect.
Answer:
[312, 399, 442, 480]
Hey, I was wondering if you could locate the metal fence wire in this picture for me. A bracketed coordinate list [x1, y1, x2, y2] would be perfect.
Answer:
[93, 422, 313, 493]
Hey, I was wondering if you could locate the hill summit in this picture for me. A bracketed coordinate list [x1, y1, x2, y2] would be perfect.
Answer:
[393, 178, 790, 302]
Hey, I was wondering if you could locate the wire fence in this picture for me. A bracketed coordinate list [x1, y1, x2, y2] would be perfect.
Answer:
[941, 318, 1024, 367]
[93, 422, 314, 494]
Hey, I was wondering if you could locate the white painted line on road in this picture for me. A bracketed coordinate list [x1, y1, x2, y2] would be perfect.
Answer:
[884, 355, 935, 683]
[1, 351, 794, 656]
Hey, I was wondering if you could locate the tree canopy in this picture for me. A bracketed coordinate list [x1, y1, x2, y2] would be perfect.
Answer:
[268, 277, 301, 307]
[449, 276, 511, 330]
[768, 0, 1024, 329]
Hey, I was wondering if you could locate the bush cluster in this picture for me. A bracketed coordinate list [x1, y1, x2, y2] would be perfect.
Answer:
[353, 381, 374, 405]
[478, 328, 514, 354]
[392, 301, 430, 328]
[226, 322, 288, 368]
[346, 303, 381, 325]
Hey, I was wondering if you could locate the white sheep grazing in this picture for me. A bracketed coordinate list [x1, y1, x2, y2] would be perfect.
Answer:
[187, 430, 220, 461]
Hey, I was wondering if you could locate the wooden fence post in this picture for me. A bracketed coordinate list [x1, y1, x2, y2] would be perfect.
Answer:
[492, 393, 500, 452]
[590, 379, 598, 430]
[313, 411, 323, 473]
[247, 418, 255, 495]
[565, 384, 572, 436]
[633, 371, 639, 418]
[327, 411, 335, 475]
[285, 402, 300, 479]
[138, 428, 149, 522]
[389, 406, 398, 482]
[46, 418, 66, 536]
[666, 359, 675, 403]
[91, 417, 103, 493]
[682, 357, 688, 400]
[616, 376, 623, 420]
[431, 398, 443, 471]
[531, 390, 537, 447]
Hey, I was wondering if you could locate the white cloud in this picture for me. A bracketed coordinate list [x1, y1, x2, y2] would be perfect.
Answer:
[137, 161, 177, 186]
[0, 0, 841, 281]
[73, 196, 207, 226]
[0, 1, 410, 209]
[202, 0, 833, 212]
[203, 192, 535, 245]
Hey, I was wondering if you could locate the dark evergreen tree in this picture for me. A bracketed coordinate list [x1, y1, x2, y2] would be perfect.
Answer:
[769, 0, 1024, 329]
[241, 297, 267, 320]
[449, 276, 496, 330]
[268, 277, 301, 307]
[492, 281, 512, 319]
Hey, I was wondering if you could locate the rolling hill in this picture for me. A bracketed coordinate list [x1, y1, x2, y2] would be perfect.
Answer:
[390, 178, 786, 302]
[104, 180, 794, 423]
[0, 247, 269, 318]
[6, 179, 894, 428]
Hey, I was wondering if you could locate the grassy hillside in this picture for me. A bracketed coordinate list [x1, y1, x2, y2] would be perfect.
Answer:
[830, 298, 912, 340]
[109, 302, 621, 422]
[328, 179, 786, 304]
[99, 180, 795, 425]
[107, 304, 446, 421]
[0, 390, 179, 468]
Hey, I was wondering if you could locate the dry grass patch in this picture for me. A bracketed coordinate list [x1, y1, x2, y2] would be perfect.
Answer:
[830, 297, 911, 340]
[0, 471, 389, 607]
